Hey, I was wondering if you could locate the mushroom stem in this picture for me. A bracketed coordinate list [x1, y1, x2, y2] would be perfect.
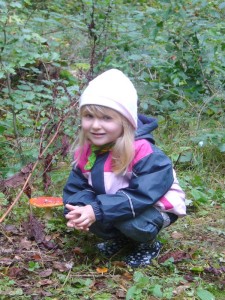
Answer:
[44, 207, 53, 219]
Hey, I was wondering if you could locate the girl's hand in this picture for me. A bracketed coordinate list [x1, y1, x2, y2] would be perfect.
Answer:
[65, 204, 80, 227]
[65, 204, 96, 231]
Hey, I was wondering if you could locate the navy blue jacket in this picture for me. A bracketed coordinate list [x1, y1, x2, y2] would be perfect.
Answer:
[63, 115, 186, 223]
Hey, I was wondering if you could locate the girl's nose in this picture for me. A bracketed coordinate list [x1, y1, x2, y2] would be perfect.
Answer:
[92, 118, 101, 129]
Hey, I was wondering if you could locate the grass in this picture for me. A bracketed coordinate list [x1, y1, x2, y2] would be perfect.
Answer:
[0, 118, 224, 300]
[0, 164, 224, 299]
[0, 204, 224, 299]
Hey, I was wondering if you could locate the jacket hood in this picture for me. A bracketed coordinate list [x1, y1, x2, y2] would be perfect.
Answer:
[135, 114, 158, 144]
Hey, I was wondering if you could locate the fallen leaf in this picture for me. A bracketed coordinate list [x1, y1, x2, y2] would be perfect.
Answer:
[4, 224, 19, 234]
[184, 274, 195, 282]
[159, 250, 190, 263]
[32, 253, 42, 261]
[65, 262, 74, 269]
[96, 267, 108, 274]
[93, 280, 107, 290]
[171, 231, 184, 239]
[39, 268, 53, 277]
[37, 279, 54, 286]
[112, 261, 127, 267]
[14, 255, 21, 261]
[22, 215, 45, 243]
[0, 257, 13, 266]
[116, 289, 126, 298]
[173, 283, 190, 296]
[20, 237, 33, 250]
[8, 267, 23, 278]
[45, 235, 53, 242]
[53, 261, 71, 272]
[73, 246, 84, 255]
[122, 272, 133, 280]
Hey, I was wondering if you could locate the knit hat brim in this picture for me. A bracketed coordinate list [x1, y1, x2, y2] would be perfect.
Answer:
[79, 69, 138, 128]
[80, 95, 137, 128]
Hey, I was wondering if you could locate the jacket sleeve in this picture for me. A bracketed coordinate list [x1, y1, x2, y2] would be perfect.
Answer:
[63, 167, 96, 215]
[91, 148, 174, 223]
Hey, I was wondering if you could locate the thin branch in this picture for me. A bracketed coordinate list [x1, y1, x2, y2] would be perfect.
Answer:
[6, 73, 25, 163]
[196, 93, 219, 130]
[0, 160, 38, 223]
[0, 100, 79, 223]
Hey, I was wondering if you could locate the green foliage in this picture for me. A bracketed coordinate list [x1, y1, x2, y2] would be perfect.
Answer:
[197, 288, 216, 300]
[0, 1, 224, 298]
[0, 0, 81, 179]
[0, 277, 23, 298]
[1, 0, 224, 180]
[28, 261, 40, 271]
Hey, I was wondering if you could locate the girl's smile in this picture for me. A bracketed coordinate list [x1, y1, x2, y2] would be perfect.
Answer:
[81, 110, 123, 146]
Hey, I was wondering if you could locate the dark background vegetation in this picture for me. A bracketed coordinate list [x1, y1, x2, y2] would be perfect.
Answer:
[0, 0, 224, 299]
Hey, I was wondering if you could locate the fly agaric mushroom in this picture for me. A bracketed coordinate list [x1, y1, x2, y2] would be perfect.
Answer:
[29, 196, 63, 219]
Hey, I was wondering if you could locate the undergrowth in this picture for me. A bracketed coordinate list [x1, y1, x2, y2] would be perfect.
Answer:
[0, 0, 225, 299]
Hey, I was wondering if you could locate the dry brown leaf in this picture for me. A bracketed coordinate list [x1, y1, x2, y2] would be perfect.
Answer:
[122, 272, 133, 280]
[173, 283, 190, 296]
[39, 268, 53, 278]
[8, 267, 23, 278]
[73, 246, 84, 255]
[0, 257, 13, 266]
[112, 261, 127, 267]
[20, 237, 33, 250]
[116, 289, 126, 299]
[37, 279, 53, 286]
[53, 261, 71, 272]
[158, 250, 190, 264]
[171, 231, 184, 239]
[32, 253, 42, 261]
[93, 280, 107, 290]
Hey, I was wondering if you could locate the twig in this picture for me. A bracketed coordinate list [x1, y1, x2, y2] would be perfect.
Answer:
[0, 160, 38, 223]
[0, 100, 79, 223]
[0, 224, 13, 243]
[196, 93, 218, 130]
[70, 273, 109, 278]
[62, 267, 72, 287]
[6, 73, 25, 163]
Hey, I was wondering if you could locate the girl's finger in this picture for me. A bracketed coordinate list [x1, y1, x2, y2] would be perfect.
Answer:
[65, 212, 80, 219]
[65, 204, 79, 211]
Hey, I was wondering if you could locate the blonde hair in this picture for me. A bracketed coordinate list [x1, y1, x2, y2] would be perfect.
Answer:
[73, 105, 135, 174]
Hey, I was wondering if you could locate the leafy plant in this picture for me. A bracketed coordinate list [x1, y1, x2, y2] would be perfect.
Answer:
[0, 1, 224, 299]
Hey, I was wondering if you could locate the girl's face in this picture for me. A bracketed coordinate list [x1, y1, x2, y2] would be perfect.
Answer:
[81, 106, 123, 146]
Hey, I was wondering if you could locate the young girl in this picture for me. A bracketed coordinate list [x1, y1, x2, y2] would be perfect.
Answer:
[63, 69, 186, 267]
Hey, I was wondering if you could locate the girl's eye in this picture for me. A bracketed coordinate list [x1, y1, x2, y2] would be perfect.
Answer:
[102, 115, 112, 120]
[84, 113, 93, 119]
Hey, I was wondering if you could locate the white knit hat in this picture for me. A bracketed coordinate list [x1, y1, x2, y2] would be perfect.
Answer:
[79, 69, 138, 128]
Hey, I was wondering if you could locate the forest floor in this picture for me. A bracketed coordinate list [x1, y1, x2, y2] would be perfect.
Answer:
[0, 204, 224, 300]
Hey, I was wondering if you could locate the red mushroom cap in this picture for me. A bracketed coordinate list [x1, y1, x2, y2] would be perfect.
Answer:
[29, 196, 63, 208]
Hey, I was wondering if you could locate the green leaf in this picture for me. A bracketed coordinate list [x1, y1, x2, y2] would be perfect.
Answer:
[178, 151, 193, 163]
[0, 71, 5, 79]
[0, 125, 6, 134]
[8, 288, 24, 296]
[191, 189, 208, 203]
[10, 2, 22, 8]
[191, 266, 204, 272]
[126, 286, 137, 300]
[25, 92, 35, 101]
[196, 288, 215, 300]
[219, 2, 225, 9]
[133, 271, 143, 282]
[218, 143, 225, 152]
[151, 284, 163, 298]
[94, 293, 112, 300]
